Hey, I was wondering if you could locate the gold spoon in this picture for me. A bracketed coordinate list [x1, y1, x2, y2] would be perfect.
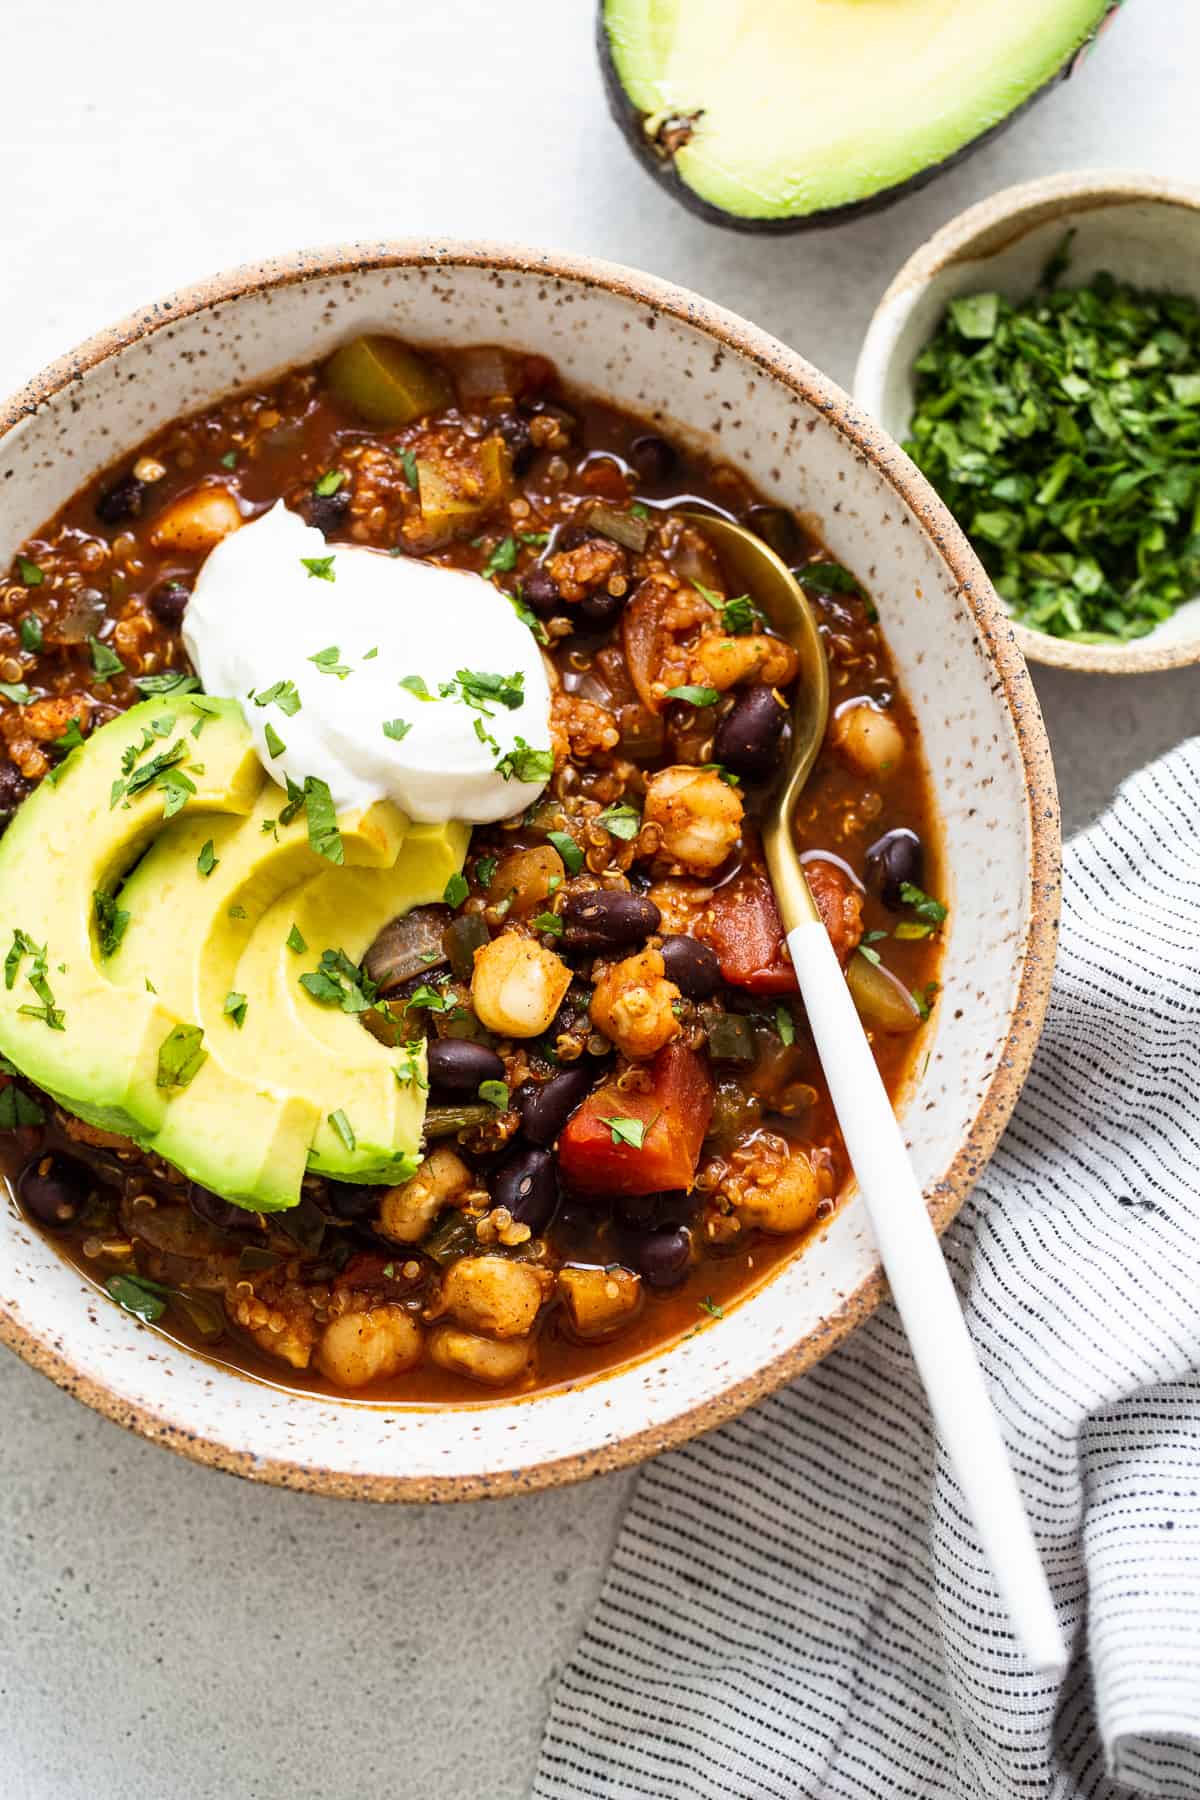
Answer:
[682, 512, 1064, 1671]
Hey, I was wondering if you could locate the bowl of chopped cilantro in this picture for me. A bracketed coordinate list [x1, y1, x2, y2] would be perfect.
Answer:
[855, 170, 1200, 673]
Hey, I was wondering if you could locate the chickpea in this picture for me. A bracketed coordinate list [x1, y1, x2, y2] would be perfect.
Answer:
[691, 632, 798, 691]
[377, 1147, 471, 1245]
[315, 1305, 423, 1389]
[735, 1151, 822, 1235]
[150, 484, 243, 553]
[643, 765, 744, 876]
[559, 1266, 642, 1338]
[441, 1255, 552, 1339]
[589, 946, 681, 1060]
[428, 1324, 534, 1388]
[830, 700, 906, 777]
[471, 931, 572, 1038]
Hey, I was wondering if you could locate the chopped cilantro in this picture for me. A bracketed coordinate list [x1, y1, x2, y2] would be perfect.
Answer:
[404, 982, 455, 1014]
[223, 991, 248, 1028]
[900, 882, 948, 925]
[220, 450, 238, 469]
[475, 856, 497, 890]
[400, 449, 419, 490]
[93, 891, 130, 958]
[530, 910, 564, 937]
[597, 802, 640, 841]
[19, 615, 43, 652]
[443, 872, 469, 909]
[399, 674, 434, 700]
[263, 722, 286, 759]
[547, 830, 583, 874]
[775, 1005, 795, 1047]
[481, 535, 519, 580]
[17, 556, 44, 588]
[253, 679, 301, 716]
[382, 717, 412, 742]
[604, 1116, 646, 1149]
[197, 839, 218, 878]
[228, 904, 247, 920]
[494, 737, 553, 785]
[286, 923, 307, 954]
[442, 668, 525, 713]
[665, 684, 720, 707]
[478, 1079, 510, 1109]
[313, 469, 346, 497]
[799, 561, 863, 597]
[0, 682, 31, 704]
[299, 946, 377, 1015]
[302, 776, 342, 863]
[6, 929, 64, 1029]
[156, 1023, 207, 1089]
[88, 636, 125, 679]
[857, 944, 882, 967]
[51, 717, 84, 755]
[329, 1109, 356, 1152]
[308, 644, 351, 679]
[509, 589, 549, 644]
[301, 556, 336, 582]
[698, 1295, 724, 1320]
[133, 671, 200, 697]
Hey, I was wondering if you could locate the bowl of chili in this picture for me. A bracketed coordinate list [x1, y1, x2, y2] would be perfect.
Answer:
[0, 242, 1058, 1498]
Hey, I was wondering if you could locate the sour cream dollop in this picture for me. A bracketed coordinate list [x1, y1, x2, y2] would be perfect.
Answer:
[183, 503, 554, 824]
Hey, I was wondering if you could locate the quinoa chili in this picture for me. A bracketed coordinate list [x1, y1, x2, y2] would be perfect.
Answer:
[0, 338, 944, 1401]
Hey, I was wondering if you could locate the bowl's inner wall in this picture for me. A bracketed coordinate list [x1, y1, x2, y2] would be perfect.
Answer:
[0, 258, 1038, 1491]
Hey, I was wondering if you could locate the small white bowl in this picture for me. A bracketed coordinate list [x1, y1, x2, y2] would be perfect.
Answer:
[854, 170, 1200, 675]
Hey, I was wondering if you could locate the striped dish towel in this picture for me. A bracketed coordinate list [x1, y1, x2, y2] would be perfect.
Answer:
[535, 740, 1200, 1800]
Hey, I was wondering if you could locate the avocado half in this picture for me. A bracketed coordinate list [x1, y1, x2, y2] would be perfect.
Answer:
[598, 0, 1123, 233]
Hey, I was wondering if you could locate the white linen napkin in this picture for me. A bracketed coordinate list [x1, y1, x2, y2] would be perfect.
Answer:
[535, 739, 1200, 1800]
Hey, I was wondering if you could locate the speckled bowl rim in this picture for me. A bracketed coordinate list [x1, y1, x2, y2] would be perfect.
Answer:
[0, 240, 1060, 1501]
[856, 168, 1200, 676]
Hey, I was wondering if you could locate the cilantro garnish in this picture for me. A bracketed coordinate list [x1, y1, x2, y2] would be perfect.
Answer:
[263, 722, 286, 759]
[530, 911, 563, 937]
[20, 616, 43, 652]
[603, 1116, 646, 1149]
[314, 469, 345, 497]
[798, 561, 863, 597]
[481, 535, 519, 580]
[494, 737, 553, 785]
[399, 674, 434, 700]
[775, 1005, 795, 1047]
[220, 450, 238, 469]
[88, 636, 125, 679]
[17, 556, 44, 588]
[905, 252, 1200, 640]
[308, 645, 351, 679]
[253, 679, 301, 716]
[299, 947, 377, 1015]
[698, 1296, 724, 1319]
[133, 671, 200, 697]
[329, 1109, 356, 1152]
[301, 556, 337, 582]
[223, 991, 248, 1029]
[51, 717, 84, 755]
[597, 802, 640, 841]
[900, 882, 948, 925]
[441, 669, 525, 713]
[382, 718, 412, 742]
[156, 1023, 207, 1088]
[197, 839, 218, 878]
[475, 856, 497, 890]
[509, 589, 549, 644]
[665, 685, 720, 708]
[547, 830, 583, 875]
[857, 944, 882, 967]
[400, 449, 419, 490]
[301, 775, 342, 863]
[478, 1079, 510, 1109]
[94, 891, 131, 958]
[443, 872, 469, 909]
[404, 982, 456, 1014]
[394, 1039, 428, 1090]
[0, 682, 31, 704]
[6, 928, 64, 1029]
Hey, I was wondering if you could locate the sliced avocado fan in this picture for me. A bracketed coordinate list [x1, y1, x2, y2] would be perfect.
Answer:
[600, 0, 1117, 229]
[0, 694, 467, 1211]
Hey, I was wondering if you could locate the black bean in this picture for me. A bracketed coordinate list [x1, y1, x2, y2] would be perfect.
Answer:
[19, 1153, 90, 1231]
[659, 934, 721, 999]
[304, 487, 351, 536]
[619, 1224, 691, 1288]
[516, 1065, 595, 1147]
[865, 828, 924, 912]
[615, 1190, 691, 1230]
[0, 762, 30, 827]
[492, 1146, 559, 1233]
[562, 889, 661, 954]
[427, 1037, 505, 1096]
[495, 413, 536, 476]
[148, 580, 191, 627]
[578, 586, 627, 629]
[629, 434, 677, 483]
[522, 566, 562, 616]
[323, 1180, 380, 1221]
[746, 504, 805, 565]
[188, 1183, 259, 1232]
[713, 685, 787, 781]
[555, 522, 594, 553]
[96, 474, 147, 526]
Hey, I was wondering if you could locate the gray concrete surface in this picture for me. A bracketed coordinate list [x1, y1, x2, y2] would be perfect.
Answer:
[0, 3, 1195, 1795]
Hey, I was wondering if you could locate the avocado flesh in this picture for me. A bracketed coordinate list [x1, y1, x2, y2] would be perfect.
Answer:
[237, 821, 469, 1185]
[604, 0, 1112, 222]
[0, 696, 261, 1139]
[107, 797, 412, 1208]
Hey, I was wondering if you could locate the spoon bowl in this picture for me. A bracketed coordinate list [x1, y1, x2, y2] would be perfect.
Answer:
[679, 512, 828, 929]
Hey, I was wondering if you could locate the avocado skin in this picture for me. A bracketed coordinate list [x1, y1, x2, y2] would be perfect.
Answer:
[596, 2, 1122, 235]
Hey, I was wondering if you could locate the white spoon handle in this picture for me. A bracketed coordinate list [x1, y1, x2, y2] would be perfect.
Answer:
[786, 918, 1065, 1672]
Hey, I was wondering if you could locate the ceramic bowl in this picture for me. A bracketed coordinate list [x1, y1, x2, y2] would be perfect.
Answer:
[854, 170, 1200, 675]
[0, 243, 1059, 1499]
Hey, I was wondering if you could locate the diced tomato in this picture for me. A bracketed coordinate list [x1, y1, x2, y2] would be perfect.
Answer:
[558, 1043, 714, 1197]
[698, 869, 798, 995]
[581, 458, 631, 501]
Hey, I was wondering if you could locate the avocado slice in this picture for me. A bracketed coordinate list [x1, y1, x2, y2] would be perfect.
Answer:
[107, 795, 412, 1207]
[235, 820, 470, 1185]
[0, 694, 260, 1138]
[599, 0, 1118, 231]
